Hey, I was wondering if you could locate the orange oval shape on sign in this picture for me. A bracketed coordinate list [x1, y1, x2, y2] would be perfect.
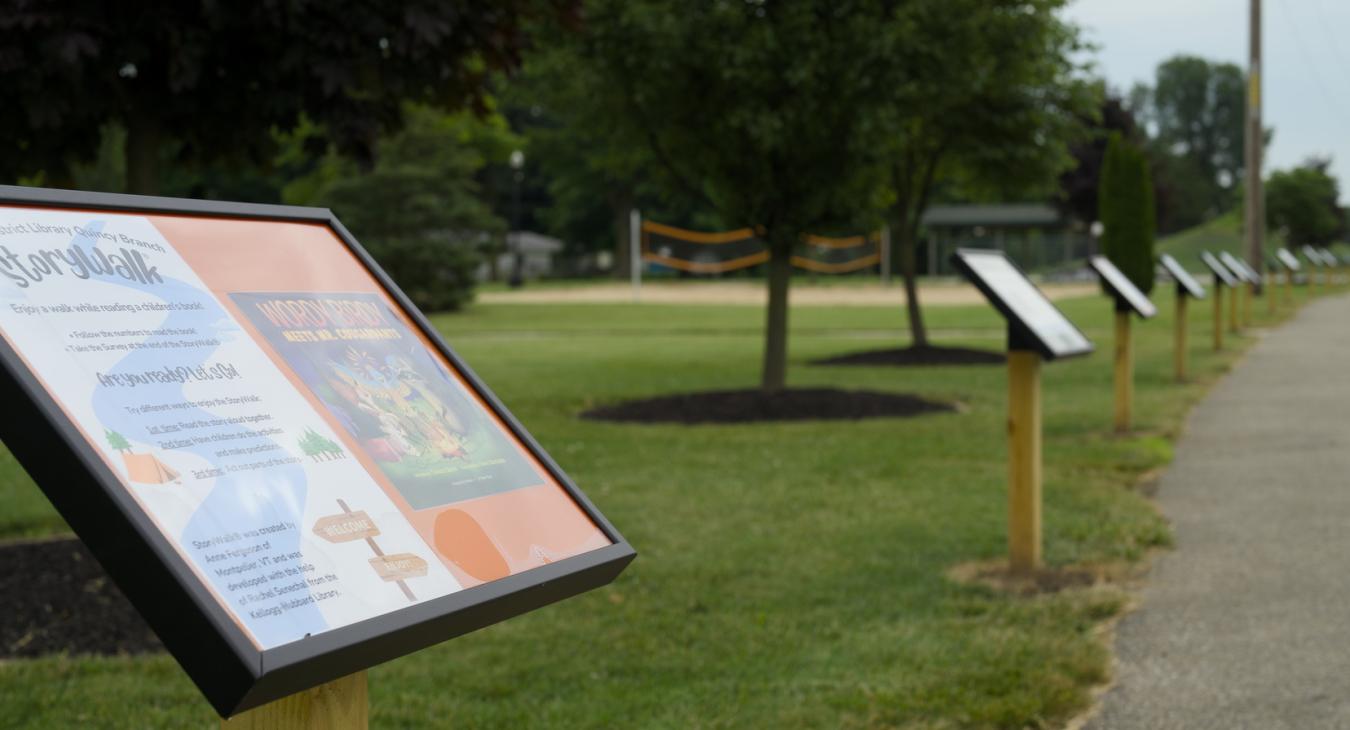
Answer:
[433, 508, 510, 583]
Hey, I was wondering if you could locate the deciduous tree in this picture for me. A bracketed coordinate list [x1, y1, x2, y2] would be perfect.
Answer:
[0, 1, 573, 193]
[878, 0, 1093, 347]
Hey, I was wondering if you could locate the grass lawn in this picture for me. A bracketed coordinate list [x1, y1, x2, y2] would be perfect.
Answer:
[0, 281, 1320, 728]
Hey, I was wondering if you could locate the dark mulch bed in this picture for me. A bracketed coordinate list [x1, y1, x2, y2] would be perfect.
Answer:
[813, 344, 1005, 367]
[580, 387, 956, 424]
[1, 537, 160, 658]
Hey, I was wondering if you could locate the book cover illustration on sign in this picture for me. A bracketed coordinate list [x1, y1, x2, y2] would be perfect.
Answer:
[231, 292, 544, 512]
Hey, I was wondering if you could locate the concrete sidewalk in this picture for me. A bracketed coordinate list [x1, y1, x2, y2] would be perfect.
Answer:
[1086, 295, 1350, 729]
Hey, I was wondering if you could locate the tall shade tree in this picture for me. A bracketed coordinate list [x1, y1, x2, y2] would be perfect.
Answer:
[1097, 135, 1156, 294]
[1266, 158, 1345, 247]
[1129, 55, 1252, 227]
[879, 0, 1093, 347]
[0, 1, 575, 194]
[503, 38, 657, 277]
[577, 0, 895, 391]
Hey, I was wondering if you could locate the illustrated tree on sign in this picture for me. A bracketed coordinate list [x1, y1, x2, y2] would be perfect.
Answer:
[105, 429, 132, 453]
[1098, 135, 1156, 294]
[299, 428, 345, 463]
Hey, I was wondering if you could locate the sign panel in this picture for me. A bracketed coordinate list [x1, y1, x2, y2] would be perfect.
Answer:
[1200, 251, 1239, 287]
[1159, 254, 1205, 299]
[0, 186, 633, 716]
[1089, 255, 1157, 318]
[1317, 247, 1340, 267]
[950, 249, 1092, 360]
[1276, 248, 1302, 271]
[1218, 251, 1261, 285]
[1302, 245, 1329, 268]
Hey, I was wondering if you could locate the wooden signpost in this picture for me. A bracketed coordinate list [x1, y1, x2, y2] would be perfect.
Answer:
[1276, 248, 1301, 306]
[1302, 245, 1326, 293]
[951, 249, 1092, 575]
[1219, 251, 1260, 328]
[1200, 252, 1239, 350]
[0, 186, 635, 725]
[1159, 254, 1205, 382]
[1317, 247, 1340, 286]
[1088, 256, 1157, 432]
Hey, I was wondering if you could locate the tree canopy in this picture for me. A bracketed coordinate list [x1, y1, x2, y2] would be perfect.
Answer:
[573, 0, 899, 390]
[1266, 159, 1345, 247]
[1129, 55, 1255, 230]
[0, 1, 573, 193]
[878, 0, 1093, 346]
[1098, 135, 1156, 294]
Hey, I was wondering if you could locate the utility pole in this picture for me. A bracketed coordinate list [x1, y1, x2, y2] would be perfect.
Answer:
[1245, 0, 1264, 289]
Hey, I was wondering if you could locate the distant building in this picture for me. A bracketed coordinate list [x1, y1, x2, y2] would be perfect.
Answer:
[478, 231, 564, 281]
[918, 203, 1088, 276]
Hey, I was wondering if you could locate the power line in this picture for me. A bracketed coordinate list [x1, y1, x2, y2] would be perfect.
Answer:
[1271, 0, 1350, 123]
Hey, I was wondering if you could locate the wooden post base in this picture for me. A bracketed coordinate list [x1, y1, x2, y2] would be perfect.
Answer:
[222, 672, 367, 730]
[1228, 282, 1239, 334]
[1007, 350, 1042, 575]
[1113, 310, 1132, 432]
[1243, 283, 1253, 327]
[1175, 294, 1188, 382]
[1213, 286, 1224, 350]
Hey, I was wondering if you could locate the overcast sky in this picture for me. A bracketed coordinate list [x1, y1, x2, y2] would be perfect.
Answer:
[1064, 0, 1350, 201]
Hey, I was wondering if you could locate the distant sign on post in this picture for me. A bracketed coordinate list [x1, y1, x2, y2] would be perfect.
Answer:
[1159, 254, 1205, 299]
[1276, 248, 1302, 271]
[1218, 251, 1261, 284]
[0, 186, 634, 716]
[1302, 245, 1329, 267]
[950, 249, 1092, 359]
[1201, 252, 1239, 287]
[1089, 255, 1157, 318]
[1317, 247, 1340, 267]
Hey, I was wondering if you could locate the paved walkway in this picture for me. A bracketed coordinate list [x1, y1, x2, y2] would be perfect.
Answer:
[1087, 295, 1350, 729]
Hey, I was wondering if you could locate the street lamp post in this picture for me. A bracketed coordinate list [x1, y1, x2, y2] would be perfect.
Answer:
[508, 149, 525, 289]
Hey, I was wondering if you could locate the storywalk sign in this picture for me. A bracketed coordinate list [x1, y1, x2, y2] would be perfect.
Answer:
[951, 249, 1090, 575]
[0, 186, 634, 717]
[1159, 254, 1204, 381]
[1087, 256, 1154, 432]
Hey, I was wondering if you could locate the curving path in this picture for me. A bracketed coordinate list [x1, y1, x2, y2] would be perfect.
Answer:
[1086, 294, 1350, 729]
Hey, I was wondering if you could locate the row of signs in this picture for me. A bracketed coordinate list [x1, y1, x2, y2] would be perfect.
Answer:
[953, 245, 1338, 359]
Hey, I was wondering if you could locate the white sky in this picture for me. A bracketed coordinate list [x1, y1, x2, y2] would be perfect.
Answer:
[1064, 0, 1350, 202]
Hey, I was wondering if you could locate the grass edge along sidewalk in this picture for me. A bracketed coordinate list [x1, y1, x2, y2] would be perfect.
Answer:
[0, 281, 1323, 729]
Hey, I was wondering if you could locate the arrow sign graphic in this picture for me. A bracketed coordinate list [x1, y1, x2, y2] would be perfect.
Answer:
[312, 511, 380, 543]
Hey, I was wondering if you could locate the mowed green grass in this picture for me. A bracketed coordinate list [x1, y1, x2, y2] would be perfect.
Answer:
[0, 282, 1313, 728]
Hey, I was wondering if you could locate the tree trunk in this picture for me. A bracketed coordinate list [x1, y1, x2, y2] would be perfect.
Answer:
[124, 112, 161, 195]
[760, 239, 792, 392]
[610, 191, 633, 279]
[898, 223, 928, 348]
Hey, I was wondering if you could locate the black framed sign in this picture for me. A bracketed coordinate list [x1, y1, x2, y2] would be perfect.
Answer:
[1158, 254, 1205, 299]
[950, 249, 1092, 360]
[0, 186, 634, 716]
[1218, 251, 1261, 285]
[1088, 255, 1157, 317]
[1200, 251, 1239, 287]
[1276, 248, 1302, 271]
[1302, 245, 1328, 268]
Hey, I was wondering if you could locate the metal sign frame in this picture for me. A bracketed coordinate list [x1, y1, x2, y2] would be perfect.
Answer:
[0, 185, 635, 717]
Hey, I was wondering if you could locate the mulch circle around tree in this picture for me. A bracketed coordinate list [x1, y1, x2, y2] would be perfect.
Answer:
[812, 345, 1005, 367]
[580, 387, 956, 425]
[0, 536, 161, 658]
